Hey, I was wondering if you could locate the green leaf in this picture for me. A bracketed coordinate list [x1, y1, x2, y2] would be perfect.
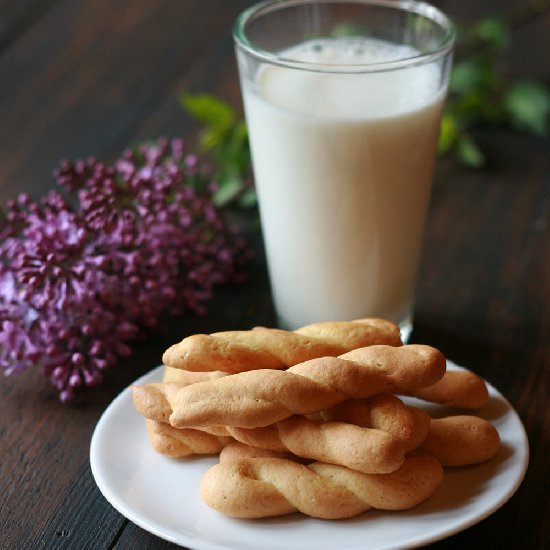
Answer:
[180, 92, 256, 209]
[180, 93, 236, 132]
[456, 134, 485, 168]
[197, 127, 224, 152]
[233, 120, 249, 143]
[504, 81, 550, 136]
[472, 17, 509, 51]
[237, 187, 257, 208]
[212, 176, 245, 208]
[438, 114, 458, 154]
[450, 57, 497, 95]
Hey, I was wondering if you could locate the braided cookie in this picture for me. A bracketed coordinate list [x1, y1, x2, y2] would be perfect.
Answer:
[404, 369, 489, 409]
[317, 394, 431, 453]
[420, 415, 501, 466]
[200, 455, 444, 519]
[145, 419, 232, 458]
[226, 416, 405, 474]
[162, 318, 401, 373]
[137, 344, 446, 429]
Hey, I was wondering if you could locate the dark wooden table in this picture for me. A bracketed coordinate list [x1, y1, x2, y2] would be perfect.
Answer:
[1, 1, 548, 548]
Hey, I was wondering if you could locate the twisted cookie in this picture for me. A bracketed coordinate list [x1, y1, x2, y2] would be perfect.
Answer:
[162, 318, 401, 373]
[226, 416, 405, 474]
[134, 344, 445, 429]
[200, 455, 444, 518]
[317, 394, 431, 452]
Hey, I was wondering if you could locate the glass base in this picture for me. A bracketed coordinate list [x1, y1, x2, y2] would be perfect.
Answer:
[398, 316, 413, 344]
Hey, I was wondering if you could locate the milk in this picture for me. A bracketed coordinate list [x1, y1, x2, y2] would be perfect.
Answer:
[240, 37, 445, 330]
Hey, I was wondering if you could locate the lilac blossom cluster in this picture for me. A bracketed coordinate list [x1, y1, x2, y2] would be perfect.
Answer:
[0, 137, 251, 402]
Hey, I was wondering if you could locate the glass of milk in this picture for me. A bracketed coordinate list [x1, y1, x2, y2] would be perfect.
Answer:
[233, 0, 455, 342]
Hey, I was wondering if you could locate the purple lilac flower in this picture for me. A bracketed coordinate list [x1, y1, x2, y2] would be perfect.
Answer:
[0, 137, 251, 402]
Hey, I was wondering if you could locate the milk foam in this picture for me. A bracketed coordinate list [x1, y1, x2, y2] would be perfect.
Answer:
[257, 38, 442, 118]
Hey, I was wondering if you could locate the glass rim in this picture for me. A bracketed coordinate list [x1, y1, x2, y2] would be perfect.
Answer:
[233, 0, 456, 74]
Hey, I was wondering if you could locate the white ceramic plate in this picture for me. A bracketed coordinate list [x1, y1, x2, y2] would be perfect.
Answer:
[90, 361, 529, 550]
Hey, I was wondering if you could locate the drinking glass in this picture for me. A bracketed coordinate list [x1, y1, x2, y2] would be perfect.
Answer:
[234, 0, 455, 342]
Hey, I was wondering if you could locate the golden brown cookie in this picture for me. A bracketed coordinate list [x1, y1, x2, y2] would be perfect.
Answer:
[147, 344, 446, 429]
[226, 416, 405, 474]
[199, 455, 444, 519]
[162, 318, 402, 373]
[317, 394, 431, 452]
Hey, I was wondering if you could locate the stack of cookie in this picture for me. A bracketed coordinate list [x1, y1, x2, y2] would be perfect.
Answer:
[131, 318, 500, 519]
